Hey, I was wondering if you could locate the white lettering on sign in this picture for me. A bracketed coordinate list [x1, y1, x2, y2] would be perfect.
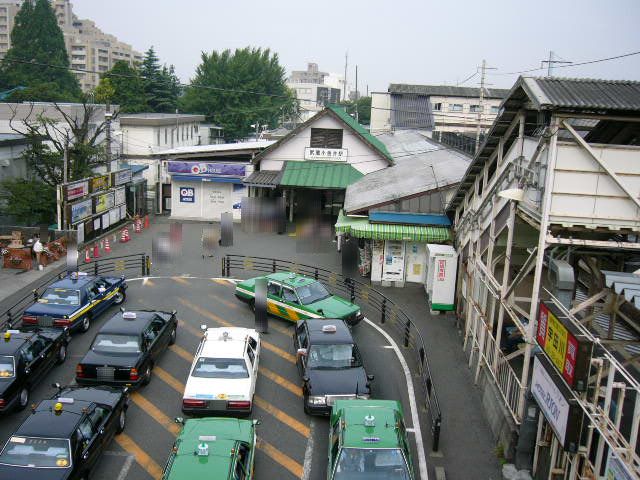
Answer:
[208, 189, 225, 205]
[531, 356, 570, 444]
[179, 187, 195, 203]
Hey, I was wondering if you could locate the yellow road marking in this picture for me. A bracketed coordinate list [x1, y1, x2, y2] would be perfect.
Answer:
[260, 367, 302, 397]
[169, 344, 194, 363]
[154, 366, 186, 394]
[173, 277, 191, 285]
[115, 433, 163, 480]
[178, 319, 201, 336]
[257, 437, 303, 478]
[130, 393, 180, 435]
[207, 293, 239, 310]
[254, 395, 309, 437]
[262, 342, 296, 364]
[212, 279, 233, 287]
[142, 278, 155, 287]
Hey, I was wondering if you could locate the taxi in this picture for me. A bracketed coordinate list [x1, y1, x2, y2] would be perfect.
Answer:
[22, 272, 127, 333]
[328, 399, 415, 480]
[0, 328, 69, 412]
[182, 327, 260, 416]
[235, 272, 363, 326]
[162, 417, 258, 480]
[0, 384, 129, 480]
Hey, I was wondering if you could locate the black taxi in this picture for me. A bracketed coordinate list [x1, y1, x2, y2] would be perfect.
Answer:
[76, 310, 177, 387]
[0, 328, 69, 413]
[0, 384, 128, 480]
[294, 319, 373, 415]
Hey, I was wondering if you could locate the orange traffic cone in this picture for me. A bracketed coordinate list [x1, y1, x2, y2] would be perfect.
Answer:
[144, 215, 150, 229]
[135, 218, 142, 233]
[84, 247, 90, 263]
[92, 243, 100, 258]
[120, 228, 129, 243]
[104, 238, 111, 253]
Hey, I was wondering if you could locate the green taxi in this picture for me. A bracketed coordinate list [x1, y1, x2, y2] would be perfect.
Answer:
[162, 417, 257, 480]
[328, 400, 415, 480]
[235, 272, 363, 326]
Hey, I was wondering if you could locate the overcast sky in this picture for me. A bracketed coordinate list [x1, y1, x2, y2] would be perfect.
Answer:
[72, 0, 640, 93]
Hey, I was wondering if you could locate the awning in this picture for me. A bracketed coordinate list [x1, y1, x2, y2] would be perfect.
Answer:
[335, 211, 452, 242]
[279, 161, 363, 189]
[369, 211, 452, 226]
[243, 170, 281, 189]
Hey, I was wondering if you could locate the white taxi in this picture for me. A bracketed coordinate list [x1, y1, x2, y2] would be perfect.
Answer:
[181, 326, 260, 415]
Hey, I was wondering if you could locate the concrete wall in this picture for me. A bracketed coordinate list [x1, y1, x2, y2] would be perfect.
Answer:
[120, 123, 201, 157]
[370, 92, 391, 133]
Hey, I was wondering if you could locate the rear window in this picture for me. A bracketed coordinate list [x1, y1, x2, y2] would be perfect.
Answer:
[0, 356, 14, 378]
[0, 436, 71, 468]
[39, 288, 80, 306]
[92, 334, 141, 354]
[191, 357, 249, 379]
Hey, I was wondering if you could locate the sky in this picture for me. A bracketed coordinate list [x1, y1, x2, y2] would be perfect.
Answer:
[72, 0, 640, 93]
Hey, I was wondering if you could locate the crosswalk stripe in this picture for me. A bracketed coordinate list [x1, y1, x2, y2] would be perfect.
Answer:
[130, 392, 180, 435]
[115, 433, 163, 479]
[260, 367, 303, 397]
[257, 436, 303, 478]
[254, 395, 310, 438]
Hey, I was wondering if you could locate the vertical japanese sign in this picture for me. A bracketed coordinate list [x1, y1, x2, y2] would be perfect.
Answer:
[437, 259, 446, 281]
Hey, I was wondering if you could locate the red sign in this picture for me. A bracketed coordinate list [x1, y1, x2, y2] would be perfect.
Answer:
[437, 259, 446, 281]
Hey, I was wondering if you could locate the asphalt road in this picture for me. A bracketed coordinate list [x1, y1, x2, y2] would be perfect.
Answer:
[0, 275, 425, 480]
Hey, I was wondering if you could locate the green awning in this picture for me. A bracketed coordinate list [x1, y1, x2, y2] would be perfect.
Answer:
[279, 161, 363, 189]
[335, 211, 452, 242]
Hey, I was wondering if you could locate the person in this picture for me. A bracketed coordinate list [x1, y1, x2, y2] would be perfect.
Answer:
[32, 234, 44, 271]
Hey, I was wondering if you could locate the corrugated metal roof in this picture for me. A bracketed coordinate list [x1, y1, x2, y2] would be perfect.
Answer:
[279, 161, 363, 189]
[369, 211, 451, 226]
[602, 271, 640, 310]
[242, 170, 281, 188]
[335, 211, 452, 242]
[523, 77, 640, 111]
[389, 84, 510, 99]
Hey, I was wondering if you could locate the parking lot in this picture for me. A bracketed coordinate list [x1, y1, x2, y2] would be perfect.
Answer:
[0, 274, 424, 480]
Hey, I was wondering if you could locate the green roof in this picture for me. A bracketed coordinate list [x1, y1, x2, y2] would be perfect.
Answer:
[164, 418, 254, 480]
[280, 161, 363, 189]
[327, 105, 393, 163]
[334, 399, 403, 449]
[335, 210, 452, 242]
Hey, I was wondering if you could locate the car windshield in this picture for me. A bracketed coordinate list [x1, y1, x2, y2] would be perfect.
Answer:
[0, 436, 71, 468]
[38, 288, 80, 306]
[191, 357, 249, 378]
[0, 356, 14, 378]
[308, 344, 361, 369]
[334, 448, 411, 480]
[92, 334, 141, 354]
[296, 281, 331, 305]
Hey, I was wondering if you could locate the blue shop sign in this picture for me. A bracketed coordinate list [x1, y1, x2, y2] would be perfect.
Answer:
[168, 162, 246, 177]
[180, 187, 195, 203]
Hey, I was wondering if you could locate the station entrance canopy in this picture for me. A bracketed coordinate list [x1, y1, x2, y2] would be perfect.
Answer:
[335, 210, 451, 242]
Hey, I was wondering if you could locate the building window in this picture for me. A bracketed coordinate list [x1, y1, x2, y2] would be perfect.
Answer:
[310, 128, 343, 149]
[449, 104, 463, 112]
[164, 128, 167, 144]
[156, 129, 160, 146]
[432, 102, 442, 111]
[491, 106, 500, 114]
[469, 105, 482, 113]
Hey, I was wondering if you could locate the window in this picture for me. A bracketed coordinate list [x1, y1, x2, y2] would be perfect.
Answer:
[310, 128, 343, 149]
[39, 288, 80, 306]
[0, 436, 71, 468]
[88, 406, 109, 430]
[281, 287, 298, 304]
[449, 104, 463, 112]
[0, 356, 14, 377]
[491, 106, 500, 114]
[156, 129, 160, 146]
[246, 344, 255, 365]
[233, 443, 250, 480]
[469, 105, 482, 113]
[23, 338, 46, 363]
[432, 102, 442, 111]
[92, 334, 141, 354]
[296, 323, 308, 349]
[164, 128, 167, 144]
[307, 344, 362, 369]
[295, 281, 330, 305]
[267, 282, 281, 296]
[191, 357, 249, 378]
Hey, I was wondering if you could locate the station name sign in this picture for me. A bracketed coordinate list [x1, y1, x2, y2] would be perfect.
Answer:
[304, 147, 348, 161]
[536, 302, 592, 392]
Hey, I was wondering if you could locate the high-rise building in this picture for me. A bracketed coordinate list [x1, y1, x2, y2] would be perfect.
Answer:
[287, 63, 344, 122]
[0, 0, 143, 92]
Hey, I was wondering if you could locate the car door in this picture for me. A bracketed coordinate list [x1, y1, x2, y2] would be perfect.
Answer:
[328, 416, 342, 479]
[20, 337, 47, 383]
[143, 316, 167, 362]
[76, 413, 101, 472]
[232, 441, 252, 480]
[89, 404, 114, 445]
[34, 334, 58, 372]
[280, 286, 300, 321]
[294, 322, 309, 376]
[245, 339, 258, 398]
[85, 283, 103, 317]
[266, 281, 281, 316]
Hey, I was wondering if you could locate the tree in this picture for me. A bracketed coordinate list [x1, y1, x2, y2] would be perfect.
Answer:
[340, 96, 372, 125]
[96, 61, 146, 113]
[141, 47, 178, 113]
[0, 178, 56, 225]
[0, 0, 81, 102]
[180, 47, 296, 140]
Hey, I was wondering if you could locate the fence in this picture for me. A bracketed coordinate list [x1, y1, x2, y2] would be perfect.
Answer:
[222, 254, 443, 451]
[0, 252, 150, 330]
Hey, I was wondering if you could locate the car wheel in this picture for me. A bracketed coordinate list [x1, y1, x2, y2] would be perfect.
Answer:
[56, 344, 67, 364]
[116, 409, 126, 434]
[80, 315, 91, 333]
[169, 327, 177, 345]
[142, 364, 152, 385]
[16, 387, 29, 411]
[113, 290, 126, 305]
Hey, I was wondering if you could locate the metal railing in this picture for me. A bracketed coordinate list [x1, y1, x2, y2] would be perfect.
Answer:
[0, 252, 150, 330]
[222, 254, 443, 451]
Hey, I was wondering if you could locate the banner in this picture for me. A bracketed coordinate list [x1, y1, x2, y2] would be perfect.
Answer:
[115, 187, 126, 206]
[91, 174, 110, 193]
[64, 180, 89, 201]
[109, 208, 120, 225]
[94, 192, 115, 214]
[112, 169, 132, 186]
[70, 198, 92, 224]
[101, 212, 110, 230]
[168, 162, 246, 177]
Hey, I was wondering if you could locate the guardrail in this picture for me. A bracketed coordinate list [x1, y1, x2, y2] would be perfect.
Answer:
[222, 254, 443, 451]
[0, 252, 150, 330]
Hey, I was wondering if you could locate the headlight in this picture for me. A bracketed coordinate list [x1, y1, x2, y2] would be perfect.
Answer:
[307, 395, 326, 405]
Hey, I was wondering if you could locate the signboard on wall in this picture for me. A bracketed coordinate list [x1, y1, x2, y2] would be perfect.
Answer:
[109, 208, 119, 225]
[101, 212, 110, 230]
[90, 174, 110, 193]
[114, 187, 126, 206]
[112, 169, 132, 186]
[536, 302, 592, 391]
[64, 180, 89, 201]
[94, 192, 115, 214]
[605, 451, 635, 480]
[304, 147, 348, 161]
[531, 355, 583, 453]
[69, 198, 92, 224]
[168, 162, 246, 177]
[180, 187, 195, 203]
[381, 240, 405, 282]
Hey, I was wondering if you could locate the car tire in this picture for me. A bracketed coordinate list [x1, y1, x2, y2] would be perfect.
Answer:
[80, 315, 91, 333]
[16, 387, 29, 411]
[113, 290, 126, 305]
[168, 327, 177, 345]
[56, 344, 67, 364]
[116, 409, 126, 434]
[142, 364, 152, 386]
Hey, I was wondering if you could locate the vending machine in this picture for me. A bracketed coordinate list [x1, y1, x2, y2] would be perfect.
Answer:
[425, 244, 458, 311]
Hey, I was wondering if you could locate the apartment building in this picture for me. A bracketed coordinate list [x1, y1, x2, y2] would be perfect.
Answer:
[287, 63, 344, 122]
[0, 0, 143, 92]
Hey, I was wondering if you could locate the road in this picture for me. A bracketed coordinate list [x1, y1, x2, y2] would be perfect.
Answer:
[0, 275, 424, 480]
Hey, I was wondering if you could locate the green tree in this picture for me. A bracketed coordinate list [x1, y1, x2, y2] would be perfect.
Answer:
[180, 47, 295, 140]
[0, 0, 81, 101]
[0, 178, 56, 225]
[141, 47, 178, 113]
[97, 61, 146, 113]
[340, 96, 371, 125]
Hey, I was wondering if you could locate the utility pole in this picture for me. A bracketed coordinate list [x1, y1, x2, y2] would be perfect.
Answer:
[343, 51, 348, 103]
[541, 50, 571, 77]
[105, 102, 112, 172]
[355, 65, 359, 123]
[475, 59, 497, 155]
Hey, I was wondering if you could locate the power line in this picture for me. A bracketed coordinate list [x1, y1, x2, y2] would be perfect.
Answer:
[457, 70, 478, 86]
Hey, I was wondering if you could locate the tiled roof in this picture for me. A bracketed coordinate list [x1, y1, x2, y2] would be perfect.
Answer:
[389, 84, 510, 99]
[243, 170, 281, 188]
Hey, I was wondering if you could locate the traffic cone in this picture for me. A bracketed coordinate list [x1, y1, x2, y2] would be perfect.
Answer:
[84, 247, 90, 263]
[144, 215, 150, 229]
[135, 218, 142, 233]
[125, 227, 131, 242]
[92, 243, 100, 259]
[104, 238, 111, 253]
[120, 228, 129, 243]
[100, 239, 104, 250]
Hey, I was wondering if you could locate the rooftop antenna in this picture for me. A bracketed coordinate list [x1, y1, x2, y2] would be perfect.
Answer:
[541, 50, 572, 76]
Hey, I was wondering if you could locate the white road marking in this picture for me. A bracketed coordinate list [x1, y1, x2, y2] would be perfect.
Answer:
[406, 428, 416, 433]
[116, 453, 135, 480]
[302, 419, 315, 480]
[364, 317, 429, 480]
[383, 345, 394, 349]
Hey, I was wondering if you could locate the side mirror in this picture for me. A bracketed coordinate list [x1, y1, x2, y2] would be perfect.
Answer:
[296, 348, 307, 357]
[174, 417, 184, 425]
[367, 374, 375, 382]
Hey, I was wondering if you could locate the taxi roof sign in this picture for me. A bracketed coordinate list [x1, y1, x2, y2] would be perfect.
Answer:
[57, 397, 75, 404]
[322, 325, 337, 333]
[362, 436, 381, 443]
[122, 312, 137, 320]
[198, 435, 217, 441]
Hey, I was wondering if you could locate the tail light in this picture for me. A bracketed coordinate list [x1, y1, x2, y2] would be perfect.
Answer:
[0, 399, 5, 408]
[54, 318, 71, 326]
[227, 400, 251, 410]
[182, 398, 206, 408]
[75, 364, 85, 378]
[129, 368, 139, 381]
[22, 315, 36, 324]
